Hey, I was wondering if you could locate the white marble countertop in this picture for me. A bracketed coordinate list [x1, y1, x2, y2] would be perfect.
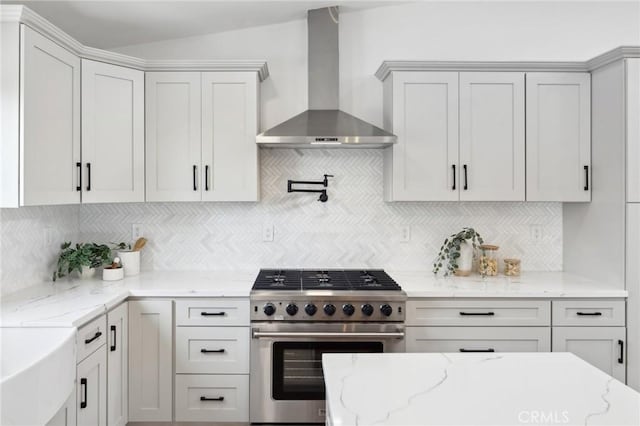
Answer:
[0, 270, 626, 327]
[391, 270, 628, 298]
[0, 270, 257, 327]
[323, 352, 640, 426]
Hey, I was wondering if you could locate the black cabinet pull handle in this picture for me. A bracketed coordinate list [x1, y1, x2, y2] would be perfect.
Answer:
[80, 378, 88, 409]
[459, 348, 495, 353]
[205, 165, 210, 191]
[200, 396, 224, 402]
[193, 165, 197, 191]
[459, 312, 494, 316]
[201, 348, 225, 353]
[618, 340, 624, 364]
[84, 331, 102, 345]
[463, 164, 468, 190]
[201, 311, 225, 316]
[584, 165, 589, 191]
[576, 312, 602, 316]
[110, 325, 116, 352]
[86, 163, 91, 191]
[452, 165, 456, 190]
[76, 162, 82, 191]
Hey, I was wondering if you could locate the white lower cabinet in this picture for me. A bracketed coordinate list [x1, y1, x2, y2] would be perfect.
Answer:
[552, 326, 626, 382]
[77, 345, 107, 426]
[176, 326, 250, 374]
[128, 300, 173, 422]
[407, 326, 551, 353]
[107, 302, 128, 426]
[175, 374, 250, 422]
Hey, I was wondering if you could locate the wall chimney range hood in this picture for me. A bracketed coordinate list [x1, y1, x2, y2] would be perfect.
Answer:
[256, 7, 397, 148]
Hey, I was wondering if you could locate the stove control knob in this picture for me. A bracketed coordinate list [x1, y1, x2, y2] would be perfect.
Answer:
[342, 304, 355, 316]
[380, 304, 393, 317]
[324, 304, 336, 316]
[286, 303, 298, 316]
[263, 303, 276, 316]
[305, 303, 317, 316]
[361, 304, 374, 316]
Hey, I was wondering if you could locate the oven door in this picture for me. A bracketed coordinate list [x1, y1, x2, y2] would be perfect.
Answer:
[250, 322, 405, 424]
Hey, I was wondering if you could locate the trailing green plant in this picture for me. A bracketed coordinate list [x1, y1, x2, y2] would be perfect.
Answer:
[53, 242, 126, 281]
[433, 227, 484, 277]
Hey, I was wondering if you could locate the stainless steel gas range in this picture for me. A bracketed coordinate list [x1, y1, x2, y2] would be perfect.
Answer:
[249, 269, 406, 424]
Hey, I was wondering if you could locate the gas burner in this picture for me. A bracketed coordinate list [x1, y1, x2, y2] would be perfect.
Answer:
[314, 271, 331, 283]
[360, 271, 379, 285]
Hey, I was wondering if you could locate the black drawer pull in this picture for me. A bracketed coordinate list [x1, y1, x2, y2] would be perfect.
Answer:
[460, 348, 495, 353]
[110, 325, 116, 352]
[576, 312, 602, 316]
[86, 163, 91, 191]
[80, 378, 87, 409]
[463, 164, 468, 190]
[193, 165, 197, 191]
[76, 162, 82, 191]
[84, 331, 102, 345]
[618, 340, 624, 364]
[201, 348, 226, 354]
[205, 165, 210, 191]
[201, 311, 225, 316]
[584, 165, 589, 191]
[459, 312, 495, 316]
[452, 164, 456, 190]
[200, 396, 224, 402]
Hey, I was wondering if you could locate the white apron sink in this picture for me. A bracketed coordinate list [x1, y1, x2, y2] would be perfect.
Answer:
[1, 327, 76, 426]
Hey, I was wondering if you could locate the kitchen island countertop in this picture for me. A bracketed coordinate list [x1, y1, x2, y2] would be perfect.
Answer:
[322, 352, 640, 426]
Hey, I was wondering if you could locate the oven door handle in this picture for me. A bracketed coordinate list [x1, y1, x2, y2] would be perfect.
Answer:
[252, 330, 405, 339]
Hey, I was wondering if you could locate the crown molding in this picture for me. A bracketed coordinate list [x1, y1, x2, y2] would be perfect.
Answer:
[0, 5, 269, 80]
[586, 46, 640, 72]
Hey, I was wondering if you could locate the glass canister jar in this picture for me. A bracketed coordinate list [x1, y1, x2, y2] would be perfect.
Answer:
[478, 245, 499, 276]
[504, 258, 521, 277]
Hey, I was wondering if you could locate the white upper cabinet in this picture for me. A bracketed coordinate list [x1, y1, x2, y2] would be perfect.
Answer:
[459, 72, 525, 201]
[526, 72, 591, 202]
[383, 72, 459, 201]
[146, 72, 202, 202]
[82, 60, 144, 203]
[21, 25, 80, 206]
[201, 72, 259, 201]
[626, 59, 640, 202]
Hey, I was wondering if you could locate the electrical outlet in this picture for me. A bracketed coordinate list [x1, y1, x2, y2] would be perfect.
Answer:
[530, 224, 544, 242]
[262, 224, 274, 242]
[401, 226, 411, 243]
[44, 227, 54, 246]
[132, 223, 144, 241]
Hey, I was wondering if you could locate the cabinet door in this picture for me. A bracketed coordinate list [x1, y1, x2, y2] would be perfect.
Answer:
[81, 60, 144, 204]
[146, 72, 201, 201]
[626, 59, 640, 202]
[385, 72, 459, 201]
[552, 327, 626, 382]
[46, 389, 76, 426]
[128, 300, 173, 422]
[201, 72, 259, 201]
[627, 204, 640, 390]
[21, 25, 80, 205]
[459, 72, 525, 201]
[77, 345, 107, 426]
[107, 302, 128, 426]
[526, 72, 591, 201]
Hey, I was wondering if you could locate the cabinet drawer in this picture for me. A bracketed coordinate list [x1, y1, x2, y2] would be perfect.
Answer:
[552, 300, 625, 326]
[406, 327, 551, 352]
[176, 327, 249, 374]
[406, 300, 550, 326]
[175, 374, 249, 422]
[77, 314, 107, 363]
[175, 299, 249, 326]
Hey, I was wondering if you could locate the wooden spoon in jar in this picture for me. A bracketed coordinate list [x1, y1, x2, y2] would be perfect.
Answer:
[133, 237, 147, 252]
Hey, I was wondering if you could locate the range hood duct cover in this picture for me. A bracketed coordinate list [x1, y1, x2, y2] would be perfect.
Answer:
[256, 7, 396, 148]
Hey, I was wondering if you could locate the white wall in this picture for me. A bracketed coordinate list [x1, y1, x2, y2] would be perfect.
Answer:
[114, 1, 640, 130]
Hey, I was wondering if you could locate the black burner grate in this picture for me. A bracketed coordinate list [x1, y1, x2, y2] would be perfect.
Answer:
[253, 269, 302, 290]
[252, 269, 401, 291]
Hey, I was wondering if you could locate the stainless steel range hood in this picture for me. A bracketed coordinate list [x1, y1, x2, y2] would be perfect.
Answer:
[256, 7, 396, 148]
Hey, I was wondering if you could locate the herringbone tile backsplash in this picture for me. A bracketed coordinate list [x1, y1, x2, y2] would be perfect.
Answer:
[81, 149, 562, 272]
[0, 149, 562, 295]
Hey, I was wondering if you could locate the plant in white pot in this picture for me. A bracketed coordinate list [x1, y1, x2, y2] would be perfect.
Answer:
[433, 227, 484, 277]
[52, 242, 126, 281]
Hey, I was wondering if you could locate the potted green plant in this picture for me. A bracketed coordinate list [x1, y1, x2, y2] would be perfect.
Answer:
[52, 242, 127, 281]
[433, 227, 484, 277]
